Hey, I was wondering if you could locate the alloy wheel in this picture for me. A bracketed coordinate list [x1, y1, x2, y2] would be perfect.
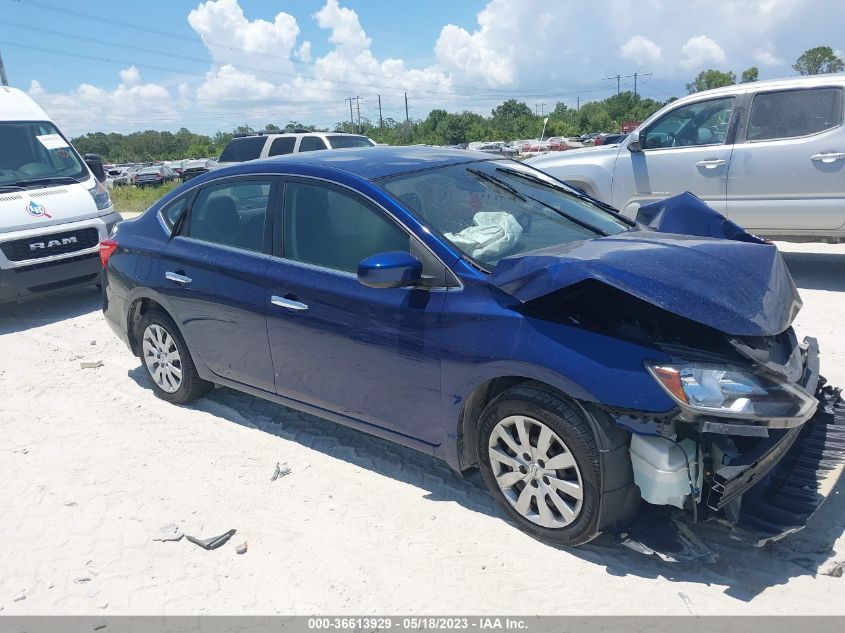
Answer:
[487, 415, 584, 528]
[142, 323, 183, 394]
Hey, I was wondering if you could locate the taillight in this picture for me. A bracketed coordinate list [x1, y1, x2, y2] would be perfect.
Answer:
[99, 239, 118, 268]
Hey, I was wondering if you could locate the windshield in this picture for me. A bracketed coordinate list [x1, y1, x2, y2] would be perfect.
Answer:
[378, 160, 631, 269]
[0, 121, 87, 187]
[326, 135, 375, 149]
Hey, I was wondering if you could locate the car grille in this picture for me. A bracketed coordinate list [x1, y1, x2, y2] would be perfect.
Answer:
[1, 227, 100, 262]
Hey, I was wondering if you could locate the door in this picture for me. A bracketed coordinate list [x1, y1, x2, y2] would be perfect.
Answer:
[266, 179, 447, 444]
[727, 85, 845, 231]
[611, 95, 738, 216]
[156, 177, 277, 392]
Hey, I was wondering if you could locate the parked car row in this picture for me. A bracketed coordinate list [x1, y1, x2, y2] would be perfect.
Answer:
[103, 158, 218, 188]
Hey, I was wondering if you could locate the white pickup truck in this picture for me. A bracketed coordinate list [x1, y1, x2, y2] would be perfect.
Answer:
[0, 86, 122, 303]
[528, 75, 845, 242]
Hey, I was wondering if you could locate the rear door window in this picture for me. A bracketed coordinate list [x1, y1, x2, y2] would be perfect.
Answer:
[268, 137, 296, 156]
[185, 179, 273, 253]
[746, 87, 844, 141]
[218, 137, 266, 163]
[298, 136, 328, 152]
[160, 194, 191, 229]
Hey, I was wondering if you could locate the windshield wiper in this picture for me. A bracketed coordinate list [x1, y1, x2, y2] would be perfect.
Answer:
[495, 166, 629, 219]
[13, 176, 81, 188]
[466, 167, 527, 202]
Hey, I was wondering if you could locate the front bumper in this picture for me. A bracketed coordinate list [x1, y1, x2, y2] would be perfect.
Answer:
[0, 212, 122, 303]
[715, 382, 845, 545]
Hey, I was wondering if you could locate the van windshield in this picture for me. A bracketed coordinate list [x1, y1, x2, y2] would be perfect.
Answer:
[0, 121, 87, 187]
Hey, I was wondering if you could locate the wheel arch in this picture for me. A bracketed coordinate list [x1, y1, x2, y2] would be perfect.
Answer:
[456, 376, 629, 473]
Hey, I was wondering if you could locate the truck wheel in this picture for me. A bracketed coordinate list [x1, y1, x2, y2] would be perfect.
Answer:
[478, 384, 603, 546]
[138, 309, 212, 404]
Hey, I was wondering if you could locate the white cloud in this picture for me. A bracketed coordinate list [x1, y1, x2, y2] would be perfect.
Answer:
[620, 36, 662, 66]
[753, 47, 783, 66]
[681, 35, 726, 69]
[27, 70, 179, 135]
[313, 0, 371, 56]
[187, 0, 299, 71]
[296, 41, 312, 63]
[21, 0, 845, 134]
[118, 66, 141, 87]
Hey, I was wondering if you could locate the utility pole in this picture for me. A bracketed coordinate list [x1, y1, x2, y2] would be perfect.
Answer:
[603, 74, 621, 95]
[344, 97, 355, 131]
[404, 91, 410, 127]
[0, 50, 8, 87]
[354, 95, 362, 134]
[621, 71, 653, 98]
[377, 94, 383, 130]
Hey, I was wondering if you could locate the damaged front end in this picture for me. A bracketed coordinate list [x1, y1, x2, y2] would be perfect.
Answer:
[489, 192, 845, 550]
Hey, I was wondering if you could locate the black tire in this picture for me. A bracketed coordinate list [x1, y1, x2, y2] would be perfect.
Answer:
[137, 309, 213, 404]
[477, 383, 603, 546]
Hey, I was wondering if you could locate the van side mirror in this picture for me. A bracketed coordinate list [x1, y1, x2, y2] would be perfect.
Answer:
[84, 153, 106, 182]
[357, 251, 422, 289]
[628, 131, 645, 153]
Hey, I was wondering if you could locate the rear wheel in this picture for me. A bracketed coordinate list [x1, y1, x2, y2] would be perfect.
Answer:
[478, 384, 603, 546]
[138, 310, 212, 404]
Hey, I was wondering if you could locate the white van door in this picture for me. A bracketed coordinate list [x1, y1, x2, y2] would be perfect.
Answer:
[726, 85, 845, 231]
[611, 95, 738, 216]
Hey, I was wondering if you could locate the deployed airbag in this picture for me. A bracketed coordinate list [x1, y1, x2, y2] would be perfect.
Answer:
[445, 211, 523, 260]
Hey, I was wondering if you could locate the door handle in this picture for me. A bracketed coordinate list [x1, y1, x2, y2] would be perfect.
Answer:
[165, 271, 192, 285]
[810, 152, 845, 163]
[695, 159, 727, 169]
[271, 295, 308, 311]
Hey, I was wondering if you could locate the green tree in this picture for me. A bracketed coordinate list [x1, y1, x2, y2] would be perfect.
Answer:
[792, 46, 844, 75]
[741, 66, 759, 83]
[686, 69, 737, 93]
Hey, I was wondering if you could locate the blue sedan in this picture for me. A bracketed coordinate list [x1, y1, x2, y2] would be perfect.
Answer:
[101, 146, 843, 548]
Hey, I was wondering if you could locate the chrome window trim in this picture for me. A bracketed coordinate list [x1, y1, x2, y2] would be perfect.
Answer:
[155, 171, 464, 290]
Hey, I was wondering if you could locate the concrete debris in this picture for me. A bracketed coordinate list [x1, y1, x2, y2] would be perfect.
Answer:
[271, 462, 291, 481]
[152, 524, 183, 542]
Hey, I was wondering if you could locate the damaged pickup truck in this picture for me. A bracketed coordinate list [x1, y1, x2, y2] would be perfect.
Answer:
[102, 146, 844, 551]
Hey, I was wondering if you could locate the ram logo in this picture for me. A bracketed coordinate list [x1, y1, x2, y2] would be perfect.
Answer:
[29, 236, 78, 251]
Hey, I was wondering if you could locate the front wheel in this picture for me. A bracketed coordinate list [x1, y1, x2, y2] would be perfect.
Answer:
[138, 310, 213, 404]
[478, 384, 603, 546]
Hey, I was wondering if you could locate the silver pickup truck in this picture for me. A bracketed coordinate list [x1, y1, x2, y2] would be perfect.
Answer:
[528, 75, 845, 242]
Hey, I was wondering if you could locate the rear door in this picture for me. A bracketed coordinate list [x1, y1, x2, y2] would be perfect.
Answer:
[726, 85, 845, 231]
[155, 177, 278, 392]
[611, 95, 739, 216]
[295, 136, 329, 153]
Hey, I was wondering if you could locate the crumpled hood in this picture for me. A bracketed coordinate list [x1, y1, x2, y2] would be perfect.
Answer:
[489, 230, 802, 337]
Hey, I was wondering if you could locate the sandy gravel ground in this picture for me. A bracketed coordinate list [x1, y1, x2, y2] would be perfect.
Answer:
[0, 242, 843, 615]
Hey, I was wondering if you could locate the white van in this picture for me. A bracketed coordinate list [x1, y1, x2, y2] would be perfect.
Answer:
[0, 86, 121, 303]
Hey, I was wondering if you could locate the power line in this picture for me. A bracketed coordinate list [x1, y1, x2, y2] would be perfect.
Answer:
[603, 74, 621, 95]
[8, 0, 610, 101]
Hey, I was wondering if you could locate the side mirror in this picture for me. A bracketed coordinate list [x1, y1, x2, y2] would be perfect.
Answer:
[84, 153, 106, 182]
[628, 131, 645, 153]
[357, 251, 422, 289]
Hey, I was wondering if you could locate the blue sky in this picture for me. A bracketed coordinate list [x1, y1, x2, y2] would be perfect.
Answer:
[2, 0, 843, 135]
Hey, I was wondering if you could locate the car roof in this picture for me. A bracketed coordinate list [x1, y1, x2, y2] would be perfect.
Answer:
[674, 73, 845, 103]
[0, 86, 51, 122]
[229, 145, 494, 180]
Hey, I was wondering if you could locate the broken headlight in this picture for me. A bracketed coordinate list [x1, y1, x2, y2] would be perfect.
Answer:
[646, 362, 817, 421]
